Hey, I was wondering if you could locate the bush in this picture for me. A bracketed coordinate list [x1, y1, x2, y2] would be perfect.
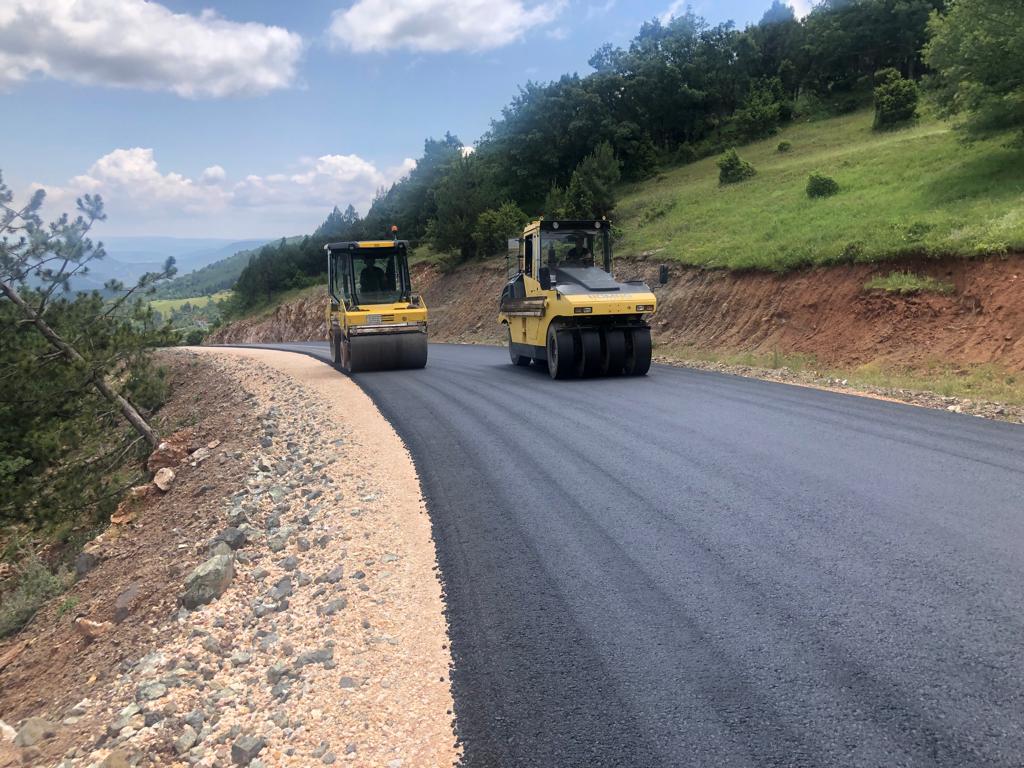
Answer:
[777, 141, 792, 153]
[0, 555, 68, 637]
[873, 68, 918, 129]
[472, 202, 528, 257]
[717, 149, 757, 185]
[733, 79, 784, 141]
[183, 328, 207, 346]
[807, 172, 840, 198]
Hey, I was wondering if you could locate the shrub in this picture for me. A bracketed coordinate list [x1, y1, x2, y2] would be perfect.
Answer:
[807, 172, 840, 198]
[0, 555, 68, 637]
[717, 149, 756, 185]
[777, 141, 792, 153]
[733, 78, 784, 141]
[472, 201, 528, 257]
[873, 68, 918, 129]
[183, 328, 207, 346]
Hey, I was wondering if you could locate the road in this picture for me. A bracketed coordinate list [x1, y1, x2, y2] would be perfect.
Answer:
[252, 342, 1024, 767]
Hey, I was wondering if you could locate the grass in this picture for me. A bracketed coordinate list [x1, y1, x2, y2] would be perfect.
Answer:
[616, 108, 1024, 271]
[864, 271, 954, 295]
[150, 290, 232, 315]
[660, 344, 1024, 406]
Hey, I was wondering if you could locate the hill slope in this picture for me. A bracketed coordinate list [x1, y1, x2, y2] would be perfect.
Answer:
[615, 109, 1024, 270]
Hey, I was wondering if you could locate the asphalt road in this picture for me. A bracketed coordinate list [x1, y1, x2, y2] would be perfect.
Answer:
[255, 342, 1024, 768]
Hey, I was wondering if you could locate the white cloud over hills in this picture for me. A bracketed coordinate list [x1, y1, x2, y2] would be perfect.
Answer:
[35, 149, 416, 237]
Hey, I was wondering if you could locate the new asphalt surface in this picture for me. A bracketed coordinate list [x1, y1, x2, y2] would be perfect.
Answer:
[246, 342, 1024, 768]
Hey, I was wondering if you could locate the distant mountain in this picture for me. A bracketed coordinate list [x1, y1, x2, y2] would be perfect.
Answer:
[51, 237, 269, 297]
[153, 236, 303, 299]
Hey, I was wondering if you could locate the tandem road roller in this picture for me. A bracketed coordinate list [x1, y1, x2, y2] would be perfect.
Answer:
[499, 219, 657, 379]
[325, 233, 428, 373]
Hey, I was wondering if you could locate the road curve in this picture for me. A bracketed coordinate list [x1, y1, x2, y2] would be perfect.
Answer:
[241, 342, 1024, 768]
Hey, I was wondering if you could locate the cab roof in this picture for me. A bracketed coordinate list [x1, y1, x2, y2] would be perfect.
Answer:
[324, 240, 409, 251]
[524, 219, 609, 234]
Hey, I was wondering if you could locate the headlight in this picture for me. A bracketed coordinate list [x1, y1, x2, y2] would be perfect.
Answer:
[573, 306, 593, 314]
[636, 304, 654, 312]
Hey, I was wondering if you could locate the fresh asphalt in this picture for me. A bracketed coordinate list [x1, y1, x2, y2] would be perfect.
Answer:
[245, 342, 1024, 767]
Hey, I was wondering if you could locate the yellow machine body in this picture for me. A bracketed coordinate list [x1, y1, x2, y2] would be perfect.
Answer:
[325, 240, 428, 373]
[498, 219, 657, 378]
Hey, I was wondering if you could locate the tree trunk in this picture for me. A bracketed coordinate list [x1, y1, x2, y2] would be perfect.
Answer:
[0, 278, 161, 448]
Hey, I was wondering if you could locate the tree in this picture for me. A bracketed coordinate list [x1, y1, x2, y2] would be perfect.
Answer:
[734, 77, 786, 139]
[717, 148, 757, 184]
[566, 142, 621, 218]
[873, 67, 919, 128]
[925, 0, 1024, 145]
[760, 1, 796, 26]
[473, 202, 528, 257]
[427, 156, 495, 260]
[0, 174, 173, 448]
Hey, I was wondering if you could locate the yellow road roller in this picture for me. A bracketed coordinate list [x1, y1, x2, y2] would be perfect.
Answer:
[498, 219, 657, 379]
[325, 234, 428, 373]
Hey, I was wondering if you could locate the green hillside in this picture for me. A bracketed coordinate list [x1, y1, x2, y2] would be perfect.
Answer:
[615, 109, 1024, 271]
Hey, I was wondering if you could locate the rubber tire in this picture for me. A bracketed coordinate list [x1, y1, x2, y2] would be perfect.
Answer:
[624, 327, 652, 376]
[508, 327, 531, 366]
[578, 329, 602, 378]
[601, 329, 626, 376]
[547, 325, 577, 380]
[330, 330, 342, 367]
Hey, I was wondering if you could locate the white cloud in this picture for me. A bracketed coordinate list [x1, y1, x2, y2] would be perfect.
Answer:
[0, 0, 303, 98]
[329, 0, 566, 53]
[659, 1, 686, 25]
[790, 0, 813, 19]
[33, 148, 411, 237]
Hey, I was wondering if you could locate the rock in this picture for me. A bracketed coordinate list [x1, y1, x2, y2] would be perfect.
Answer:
[73, 616, 112, 642]
[338, 677, 357, 689]
[296, 646, 333, 667]
[184, 710, 205, 731]
[322, 752, 336, 765]
[231, 651, 252, 667]
[110, 484, 155, 525]
[148, 439, 188, 472]
[279, 555, 298, 571]
[14, 717, 58, 747]
[314, 566, 343, 585]
[267, 530, 290, 553]
[175, 725, 199, 755]
[74, 548, 103, 577]
[231, 735, 267, 765]
[153, 467, 176, 492]
[182, 555, 235, 609]
[266, 663, 291, 685]
[0, 719, 16, 743]
[189, 446, 212, 464]
[215, 527, 248, 550]
[316, 598, 347, 617]
[136, 681, 168, 702]
[99, 750, 132, 768]
[114, 582, 141, 623]
[947, 404, 963, 413]
[208, 540, 234, 558]
[268, 577, 293, 602]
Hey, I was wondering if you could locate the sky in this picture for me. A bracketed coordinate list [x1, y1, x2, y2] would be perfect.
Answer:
[0, 0, 811, 239]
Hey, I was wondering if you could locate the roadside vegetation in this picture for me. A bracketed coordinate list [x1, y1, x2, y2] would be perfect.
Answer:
[864, 271, 954, 295]
[1, 173, 176, 636]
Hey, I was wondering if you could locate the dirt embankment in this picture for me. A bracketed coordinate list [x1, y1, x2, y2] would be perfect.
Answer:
[209, 255, 1024, 373]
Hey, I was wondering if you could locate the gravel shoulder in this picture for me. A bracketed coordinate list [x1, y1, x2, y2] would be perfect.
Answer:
[0, 348, 457, 768]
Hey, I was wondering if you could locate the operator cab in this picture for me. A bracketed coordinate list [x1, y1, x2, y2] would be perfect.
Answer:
[326, 240, 414, 310]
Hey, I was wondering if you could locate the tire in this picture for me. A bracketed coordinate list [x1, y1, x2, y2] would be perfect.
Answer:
[547, 325, 577, 380]
[624, 327, 652, 376]
[601, 329, 626, 376]
[508, 327, 531, 366]
[330, 329, 342, 367]
[578, 329, 602, 377]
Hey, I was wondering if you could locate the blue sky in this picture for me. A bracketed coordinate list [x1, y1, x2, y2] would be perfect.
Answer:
[0, 0, 805, 238]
